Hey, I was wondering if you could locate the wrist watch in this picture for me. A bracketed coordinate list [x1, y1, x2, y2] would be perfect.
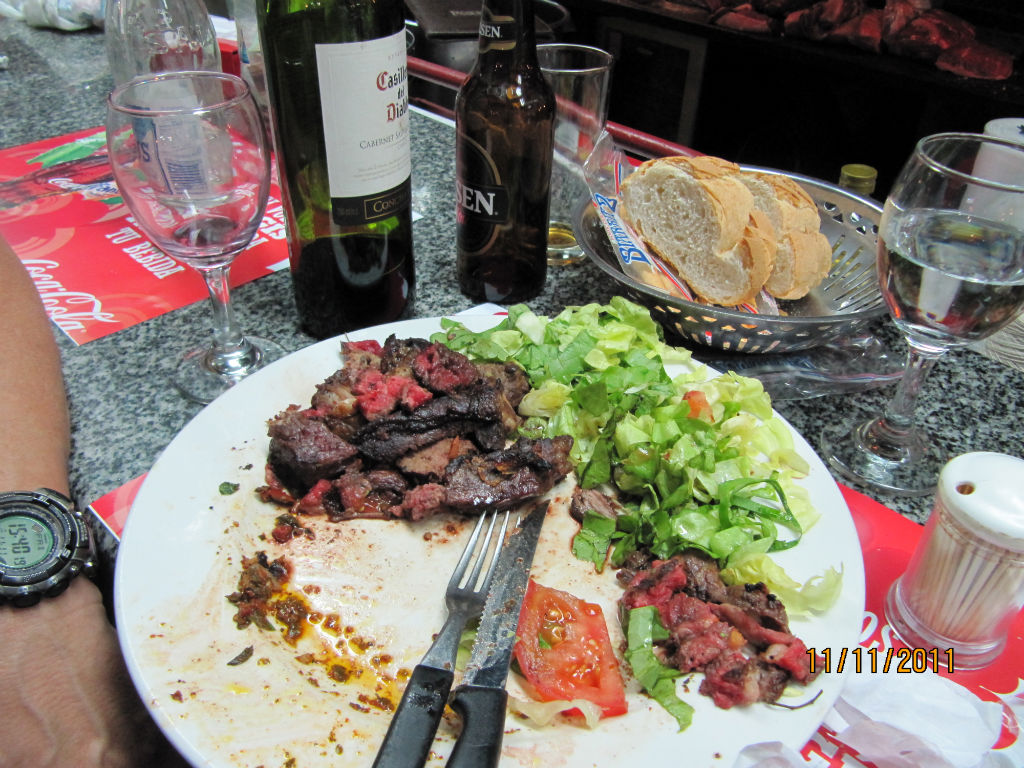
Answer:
[0, 488, 95, 607]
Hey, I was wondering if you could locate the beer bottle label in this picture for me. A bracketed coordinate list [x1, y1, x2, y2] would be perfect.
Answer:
[315, 30, 411, 226]
[477, 7, 516, 52]
[456, 134, 511, 254]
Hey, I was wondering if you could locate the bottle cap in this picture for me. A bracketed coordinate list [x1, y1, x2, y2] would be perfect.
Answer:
[839, 163, 877, 195]
[937, 452, 1024, 553]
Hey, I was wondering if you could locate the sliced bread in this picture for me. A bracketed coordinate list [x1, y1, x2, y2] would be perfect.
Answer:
[619, 156, 777, 307]
[747, 172, 833, 300]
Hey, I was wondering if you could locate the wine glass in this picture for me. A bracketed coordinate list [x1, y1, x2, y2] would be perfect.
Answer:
[821, 132, 1024, 496]
[106, 71, 287, 404]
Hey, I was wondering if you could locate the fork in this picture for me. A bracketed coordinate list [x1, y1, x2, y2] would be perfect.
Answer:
[372, 508, 511, 768]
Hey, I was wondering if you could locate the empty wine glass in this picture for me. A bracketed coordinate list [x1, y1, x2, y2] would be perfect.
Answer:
[821, 133, 1024, 496]
[106, 71, 287, 404]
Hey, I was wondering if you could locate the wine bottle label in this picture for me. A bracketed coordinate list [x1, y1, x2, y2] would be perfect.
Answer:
[456, 134, 510, 254]
[331, 177, 411, 227]
[315, 30, 411, 218]
[478, 7, 517, 52]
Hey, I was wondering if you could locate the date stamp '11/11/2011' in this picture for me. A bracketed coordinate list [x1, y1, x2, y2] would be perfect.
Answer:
[807, 646, 955, 675]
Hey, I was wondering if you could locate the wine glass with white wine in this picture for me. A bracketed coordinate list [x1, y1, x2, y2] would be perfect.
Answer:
[106, 70, 287, 404]
[820, 132, 1024, 496]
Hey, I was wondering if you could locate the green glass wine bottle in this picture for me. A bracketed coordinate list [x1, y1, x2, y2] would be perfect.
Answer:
[259, 0, 415, 338]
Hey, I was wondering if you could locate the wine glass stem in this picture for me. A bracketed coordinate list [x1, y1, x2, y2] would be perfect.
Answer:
[198, 263, 260, 376]
[879, 340, 946, 436]
[202, 264, 242, 349]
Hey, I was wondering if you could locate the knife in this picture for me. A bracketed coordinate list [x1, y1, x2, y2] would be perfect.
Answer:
[446, 500, 549, 768]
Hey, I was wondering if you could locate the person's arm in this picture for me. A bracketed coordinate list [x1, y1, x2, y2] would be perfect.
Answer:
[0, 237, 187, 768]
[0, 240, 70, 495]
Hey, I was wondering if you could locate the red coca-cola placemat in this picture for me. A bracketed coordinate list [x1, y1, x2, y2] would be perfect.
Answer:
[0, 128, 289, 345]
[90, 477, 1023, 764]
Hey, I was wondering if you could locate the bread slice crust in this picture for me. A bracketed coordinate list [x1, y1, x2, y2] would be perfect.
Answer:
[620, 156, 777, 306]
[620, 156, 832, 306]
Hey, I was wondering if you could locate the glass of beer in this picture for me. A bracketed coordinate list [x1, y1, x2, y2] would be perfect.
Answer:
[537, 43, 614, 267]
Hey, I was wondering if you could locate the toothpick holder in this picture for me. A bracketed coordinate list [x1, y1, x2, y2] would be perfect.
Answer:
[885, 452, 1024, 670]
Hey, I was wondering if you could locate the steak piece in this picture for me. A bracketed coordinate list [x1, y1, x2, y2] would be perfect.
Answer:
[341, 339, 384, 376]
[356, 383, 520, 463]
[569, 486, 624, 523]
[413, 342, 482, 394]
[379, 335, 430, 378]
[699, 652, 791, 709]
[881, 0, 918, 40]
[618, 552, 819, 709]
[443, 436, 574, 511]
[621, 557, 690, 618]
[725, 582, 790, 633]
[936, 40, 1014, 80]
[398, 483, 449, 521]
[310, 369, 364, 440]
[784, 0, 865, 41]
[352, 369, 433, 421]
[267, 408, 359, 494]
[710, 602, 818, 682]
[476, 361, 531, 409]
[826, 7, 884, 52]
[662, 592, 737, 671]
[885, 9, 974, 60]
[396, 436, 477, 481]
[679, 551, 730, 604]
[334, 469, 408, 519]
[711, 3, 775, 34]
[619, 552, 728, 614]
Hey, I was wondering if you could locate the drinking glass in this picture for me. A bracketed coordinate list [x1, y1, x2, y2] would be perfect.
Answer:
[106, 71, 287, 404]
[820, 133, 1024, 496]
[537, 43, 613, 266]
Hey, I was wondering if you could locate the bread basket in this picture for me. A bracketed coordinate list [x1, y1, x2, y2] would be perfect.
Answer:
[575, 166, 887, 354]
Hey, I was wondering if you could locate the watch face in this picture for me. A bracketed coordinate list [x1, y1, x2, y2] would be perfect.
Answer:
[0, 513, 55, 570]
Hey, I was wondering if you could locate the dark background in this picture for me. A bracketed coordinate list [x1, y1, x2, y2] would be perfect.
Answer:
[547, 0, 1024, 198]
[406, 0, 1024, 199]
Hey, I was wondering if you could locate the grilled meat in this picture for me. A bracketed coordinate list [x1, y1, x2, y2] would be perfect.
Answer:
[261, 336, 570, 521]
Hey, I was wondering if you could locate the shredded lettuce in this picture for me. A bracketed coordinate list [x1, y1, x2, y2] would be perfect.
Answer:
[435, 298, 834, 584]
[624, 606, 693, 731]
[721, 555, 844, 617]
[508, 695, 604, 729]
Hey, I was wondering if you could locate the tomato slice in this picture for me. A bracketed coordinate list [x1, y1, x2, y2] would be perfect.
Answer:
[683, 389, 712, 421]
[513, 579, 628, 718]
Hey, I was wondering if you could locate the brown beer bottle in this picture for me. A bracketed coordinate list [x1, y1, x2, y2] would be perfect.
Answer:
[455, 0, 555, 303]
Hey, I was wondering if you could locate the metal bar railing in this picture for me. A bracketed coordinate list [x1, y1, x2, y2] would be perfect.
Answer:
[407, 56, 697, 160]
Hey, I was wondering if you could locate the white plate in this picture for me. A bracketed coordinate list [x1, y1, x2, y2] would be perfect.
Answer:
[115, 314, 866, 768]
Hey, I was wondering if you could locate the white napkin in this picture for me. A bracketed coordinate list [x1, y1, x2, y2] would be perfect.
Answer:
[734, 668, 1009, 768]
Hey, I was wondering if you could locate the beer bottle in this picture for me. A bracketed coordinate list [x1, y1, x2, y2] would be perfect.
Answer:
[258, 0, 415, 339]
[455, 0, 555, 304]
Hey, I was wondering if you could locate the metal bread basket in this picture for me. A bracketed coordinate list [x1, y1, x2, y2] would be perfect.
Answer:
[575, 166, 886, 354]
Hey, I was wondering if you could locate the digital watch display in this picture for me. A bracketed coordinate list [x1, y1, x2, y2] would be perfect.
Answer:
[0, 489, 94, 607]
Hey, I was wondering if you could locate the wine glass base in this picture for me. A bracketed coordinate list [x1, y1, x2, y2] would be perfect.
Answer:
[819, 417, 944, 497]
[175, 335, 288, 405]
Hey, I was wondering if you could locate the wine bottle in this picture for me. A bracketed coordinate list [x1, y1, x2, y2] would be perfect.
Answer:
[455, 0, 555, 304]
[258, 0, 415, 339]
